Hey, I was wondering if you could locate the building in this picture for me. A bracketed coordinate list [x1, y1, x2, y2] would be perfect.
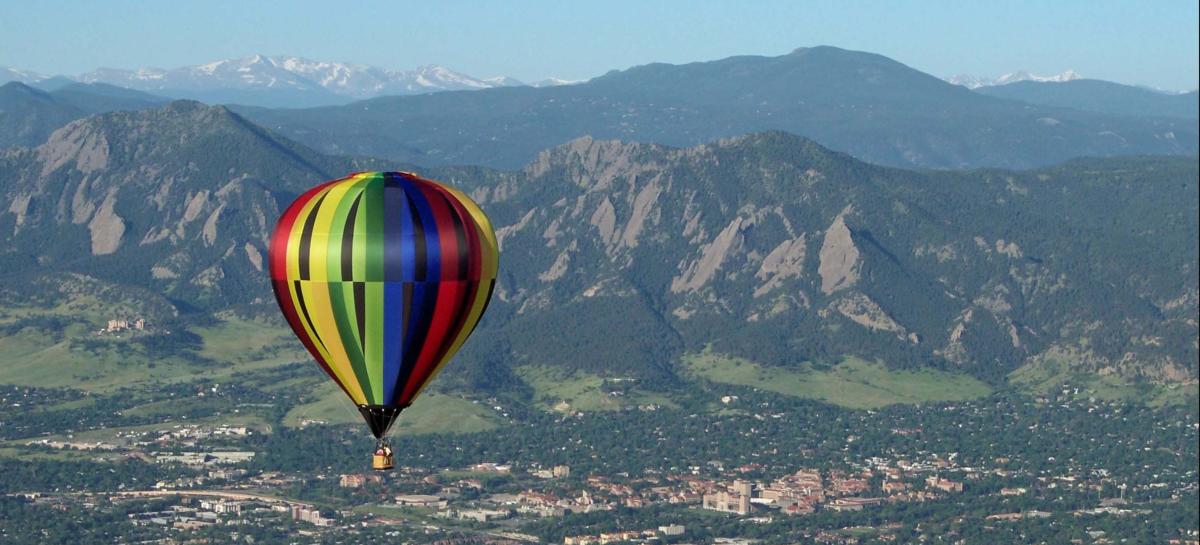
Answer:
[658, 524, 686, 536]
[883, 481, 910, 494]
[781, 501, 815, 515]
[198, 499, 245, 515]
[105, 318, 146, 332]
[207, 468, 246, 481]
[702, 491, 751, 515]
[454, 508, 510, 522]
[987, 510, 1051, 521]
[291, 504, 333, 526]
[827, 497, 884, 512]
[339, 474, 366, 488]
[173, 519, 213, 530]
[394, 494, 447, 509]
[831, 478, 870, 496]
[926, 476, 964, 493]
[156, 451, 255, 466]
[533, 464, 573, 479]
[599, 531, 648, 544]
[470, 462, 511, 473]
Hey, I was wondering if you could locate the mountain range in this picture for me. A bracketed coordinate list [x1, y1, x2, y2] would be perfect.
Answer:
[0, 101, 1194, 398]
[976, 79, 1199, 119]
[0, 81, 169, 149]
[232, 46, 1197, 170]
[1, 55, 577, 108]
[5, 48, 1196, 172]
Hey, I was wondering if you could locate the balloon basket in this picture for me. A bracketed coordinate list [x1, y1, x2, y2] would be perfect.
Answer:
[371, 438, 394, 471]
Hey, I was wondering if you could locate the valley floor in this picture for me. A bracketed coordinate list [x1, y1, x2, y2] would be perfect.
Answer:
[0, 317, 1196, 544]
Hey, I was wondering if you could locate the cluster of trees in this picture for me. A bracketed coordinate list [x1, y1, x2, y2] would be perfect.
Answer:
[0, 459, 192, 494]
[245, 383, 1197, 495]
[0, 497, 171, 545]
[2, 362, 298, 440]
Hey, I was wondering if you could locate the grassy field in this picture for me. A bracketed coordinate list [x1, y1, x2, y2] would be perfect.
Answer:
[0, 446, 115, 462]
[1009, 358, 1199, 407]
[0, 326, 202, 390]
[1, 308, 503, 442]
[515, 365, 676, 412]
[0, 292, 147, 327]
[0, 315, 305, 391]
[682, 352, 993, 409]
[193, 316, 307, 370]
[282, 382, 502, 435]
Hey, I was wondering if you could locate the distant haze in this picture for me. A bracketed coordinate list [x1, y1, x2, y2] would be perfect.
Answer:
[0, 0, 1196, 91]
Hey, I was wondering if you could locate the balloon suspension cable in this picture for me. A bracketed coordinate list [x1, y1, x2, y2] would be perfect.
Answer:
[357, 404, 408, 439]
[335, 395, 359, 425]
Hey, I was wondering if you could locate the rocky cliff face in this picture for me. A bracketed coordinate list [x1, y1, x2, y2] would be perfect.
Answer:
[0, 101, 386, 309]
[473, 133, 1197, 383]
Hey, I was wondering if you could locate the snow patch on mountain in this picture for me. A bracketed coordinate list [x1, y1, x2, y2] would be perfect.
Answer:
[0, 66, 47, 84]
[71, 55, 577, 100]
[532, 77, 583, 87]
[7, 56, 582, 104]
[946, 70, 1082, 89]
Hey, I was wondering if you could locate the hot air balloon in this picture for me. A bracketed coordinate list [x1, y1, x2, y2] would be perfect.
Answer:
[268, 171, 498, 470]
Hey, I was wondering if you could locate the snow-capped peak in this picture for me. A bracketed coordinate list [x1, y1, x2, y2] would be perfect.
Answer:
[9, 55, 585, 106]
[482, 76, 526, 87]
[196, 60, 226, 74]
[0, 66, 48, 84]
[532, 77, 583, 87]
[945, 69, 1082, 89]
[994, 69, 1081, 85]
[72, 55, 553, 101]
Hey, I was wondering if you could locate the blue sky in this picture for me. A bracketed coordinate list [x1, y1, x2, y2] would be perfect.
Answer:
[2, 0, 1197, 90]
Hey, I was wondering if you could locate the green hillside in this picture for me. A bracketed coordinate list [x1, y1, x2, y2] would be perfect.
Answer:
[0, 81, 167, 149]
[283, 384, 501, 435]
[683, 352, 992, 409]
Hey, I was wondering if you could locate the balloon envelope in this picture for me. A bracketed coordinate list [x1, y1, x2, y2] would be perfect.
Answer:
[269, 171, 498, 437]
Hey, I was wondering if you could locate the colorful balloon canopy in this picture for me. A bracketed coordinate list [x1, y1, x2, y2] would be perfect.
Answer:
[268, 171, 498, 438]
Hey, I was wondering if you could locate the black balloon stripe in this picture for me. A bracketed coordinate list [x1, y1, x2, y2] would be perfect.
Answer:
[297, 193, 327, 281]
[341, 192, 362, 282]
[292, 280, 327, 352]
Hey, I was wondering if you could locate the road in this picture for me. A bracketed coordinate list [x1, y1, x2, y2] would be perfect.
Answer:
[102, 489, 306, 505]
